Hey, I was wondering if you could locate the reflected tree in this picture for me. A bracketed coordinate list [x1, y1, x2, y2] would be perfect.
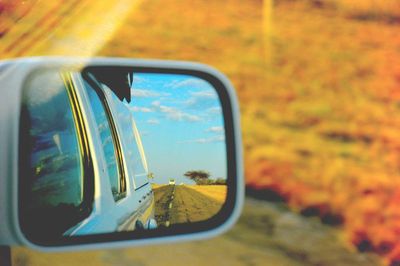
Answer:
[184, 170, 210, 185]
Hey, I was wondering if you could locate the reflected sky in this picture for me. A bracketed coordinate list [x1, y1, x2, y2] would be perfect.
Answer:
[127, 73, 227, 185]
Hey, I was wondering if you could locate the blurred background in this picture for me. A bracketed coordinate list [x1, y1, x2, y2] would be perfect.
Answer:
[2, 0, 400, 265]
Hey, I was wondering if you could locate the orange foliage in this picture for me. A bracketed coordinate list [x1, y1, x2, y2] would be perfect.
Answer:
[242, 1, 400, 264]
[0, 0, 36, 36]
[2, 0, 400, 264]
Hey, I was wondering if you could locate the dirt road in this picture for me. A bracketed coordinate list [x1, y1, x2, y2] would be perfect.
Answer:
[153, 185, 224, 226]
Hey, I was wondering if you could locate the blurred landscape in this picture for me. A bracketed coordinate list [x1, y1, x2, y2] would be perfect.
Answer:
[2, 0, 400, 265]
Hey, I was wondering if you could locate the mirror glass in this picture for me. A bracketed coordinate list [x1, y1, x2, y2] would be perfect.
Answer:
[18, 66, 230, 245]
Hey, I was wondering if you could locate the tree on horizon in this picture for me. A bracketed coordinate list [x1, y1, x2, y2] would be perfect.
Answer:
[184, 170, 211, 185]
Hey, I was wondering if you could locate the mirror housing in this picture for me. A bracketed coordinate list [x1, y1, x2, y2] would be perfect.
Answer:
[0, 57, 243, 251]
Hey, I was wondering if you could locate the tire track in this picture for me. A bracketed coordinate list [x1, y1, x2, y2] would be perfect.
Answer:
[153, 185, 224, 226]
[153, 185, 175, 227]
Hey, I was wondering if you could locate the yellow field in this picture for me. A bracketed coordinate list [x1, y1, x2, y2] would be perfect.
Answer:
[98, 1, 399, 263]
[184, 185, 227, 204]
[150, 183, 163, 190]
[3, 0, 400, 264]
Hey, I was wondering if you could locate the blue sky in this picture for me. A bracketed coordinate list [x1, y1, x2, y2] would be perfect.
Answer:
[128, 73, 227, 185]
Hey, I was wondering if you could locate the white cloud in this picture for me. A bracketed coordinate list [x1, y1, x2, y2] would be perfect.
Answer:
[147, 119, 160, 125]
[184, 90, 219, 109]
[159, 105, 176, 113]
[206, 107, 222, 115]
[132, 75, 147, 83]
[169, 112, 202, 122]
[190, 91, 217, 99]
[168, 78, 210, 90]
[131, 89, 170, 98]
[151, 101, 161, 107]
[26, 71, 64, 107]
[151, 101, 202, 122]
[179, 135, 225, 144]
[161, 106, 202, 122]
[129, 106, 153, 113]
[206, 126, 224, 133]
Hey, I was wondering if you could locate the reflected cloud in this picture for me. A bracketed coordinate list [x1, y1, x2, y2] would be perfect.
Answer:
[131, 89, 170, 98]
[147, 119, 160, 125]
[185, 90, 219, 109]
[27, 71, 64, 107]
[129, 106, 153, 113]
[132, 75, 147, 83]
[190, 91, 217, 99]
[151, 101, 202, 122]
[206, 107, 222, 115]
[206, 126, 224, 133]
[178, 135, 225, 144]
[167, 78, 210, 90]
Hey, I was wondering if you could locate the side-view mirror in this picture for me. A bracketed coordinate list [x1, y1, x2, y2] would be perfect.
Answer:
[0, 57, 243, 251]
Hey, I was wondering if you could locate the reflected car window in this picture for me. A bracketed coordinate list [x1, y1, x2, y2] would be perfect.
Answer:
[83, 80, 126, 201]
[105, 86, 149, 189]
[20, 70, 87, 239]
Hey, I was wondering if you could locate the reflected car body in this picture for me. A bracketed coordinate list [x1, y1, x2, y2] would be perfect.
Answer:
[17, 68, 157, 238]
[0, 57, 243, 251]
[64, 72, 156, 235]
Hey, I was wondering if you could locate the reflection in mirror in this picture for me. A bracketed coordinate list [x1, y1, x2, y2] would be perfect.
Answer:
[19, 67, 228, 244]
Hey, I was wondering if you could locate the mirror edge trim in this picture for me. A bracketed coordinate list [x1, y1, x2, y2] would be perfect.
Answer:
[1, 57, 244, 252]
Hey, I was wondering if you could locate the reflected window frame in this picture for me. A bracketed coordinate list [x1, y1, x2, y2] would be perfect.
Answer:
[18, 69, 95, 244]
[99, 83, 150, 191]
[80, 76, 127, 202]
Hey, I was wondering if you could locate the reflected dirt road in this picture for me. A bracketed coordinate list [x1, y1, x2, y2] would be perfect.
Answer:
[153, 185, 225, 226]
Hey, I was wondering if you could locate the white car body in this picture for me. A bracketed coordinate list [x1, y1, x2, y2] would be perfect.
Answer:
[62, 73, 156, 235]
[0, 57, 244, 252]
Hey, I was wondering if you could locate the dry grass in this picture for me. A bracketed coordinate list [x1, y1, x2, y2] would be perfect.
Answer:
[183, 185, 227, 203]
[2, 0, 400, 264]
[99, 0, 399, 263]
[334, 0, 400, 23]
[151, 183, 164, 190]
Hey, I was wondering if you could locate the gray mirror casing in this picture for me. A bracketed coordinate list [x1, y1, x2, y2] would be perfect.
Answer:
[0, 57, 244, 251]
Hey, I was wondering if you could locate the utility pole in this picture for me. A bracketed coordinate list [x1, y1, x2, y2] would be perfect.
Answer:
[263, 0, 274, 65]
